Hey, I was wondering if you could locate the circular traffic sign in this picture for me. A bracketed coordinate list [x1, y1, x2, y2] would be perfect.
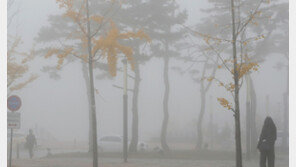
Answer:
[7, 95, 22, 112]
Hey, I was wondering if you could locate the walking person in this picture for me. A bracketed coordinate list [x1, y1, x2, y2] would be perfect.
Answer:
[257, 117, 277, 167]
[26, 129, 37, 159]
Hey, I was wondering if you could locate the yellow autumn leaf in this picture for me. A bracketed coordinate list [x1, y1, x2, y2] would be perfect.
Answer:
[9, 75, 38, 91]
[231, 62, 259, 79]
[207, 77, 214, 82]
[217, 98, 232, 110]
[92, 21, 150, 76]
[8, 35, 37, 92]
[91, 15, 103, 24]
[204, 36, 210, 44]
[45, 49, 59, 58]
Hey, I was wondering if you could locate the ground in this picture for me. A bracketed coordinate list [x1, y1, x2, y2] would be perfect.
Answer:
[10, 151, 289, 167]
[11, 157, 289, 167]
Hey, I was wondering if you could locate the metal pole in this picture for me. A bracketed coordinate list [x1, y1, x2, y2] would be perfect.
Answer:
[122, 59, 128, 162]
[9, 128, 13, 167]
[17, 143, 19, 159]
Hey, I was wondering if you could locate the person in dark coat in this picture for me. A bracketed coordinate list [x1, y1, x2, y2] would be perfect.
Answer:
[26, 129, 37, 159]
[257, 117, 277, 167]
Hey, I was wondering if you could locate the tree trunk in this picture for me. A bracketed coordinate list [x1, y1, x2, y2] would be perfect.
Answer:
[196, 58, 217, 150]
[234, 106, 243, 167]
[129, 64, 140, 152]
[122, 59, 128, 162]
[86, 0, 98, 166]
[82, 63, 93, 153]
[249, 77, 257, 155]
[246, 96, 251, 160]
[282, 67, 288, 149]
[231, 0, 243, 166]
[196, 60, 207, 150]
[161, 55, 170, 151]
[209, 96, 213, 148]
[196, 86, 206, 150]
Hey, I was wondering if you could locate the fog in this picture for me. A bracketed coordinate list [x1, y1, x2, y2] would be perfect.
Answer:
[7, 0, 289, 167]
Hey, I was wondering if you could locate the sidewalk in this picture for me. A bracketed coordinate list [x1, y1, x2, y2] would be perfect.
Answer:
[11, 157, 289, 167]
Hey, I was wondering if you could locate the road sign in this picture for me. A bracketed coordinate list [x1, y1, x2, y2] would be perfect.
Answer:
[8, 112, 21, 129]
[7, 95, 22, 167]
[7, 95, 22, 112]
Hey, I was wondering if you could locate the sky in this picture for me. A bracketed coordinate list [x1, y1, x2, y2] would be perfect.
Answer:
[8, 0, 288, 142]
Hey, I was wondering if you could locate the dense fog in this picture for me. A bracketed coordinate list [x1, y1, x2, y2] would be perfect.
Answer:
[7, 0, 289, 167]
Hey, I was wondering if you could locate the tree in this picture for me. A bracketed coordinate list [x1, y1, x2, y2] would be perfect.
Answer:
[195, 58, 219, 150]
[7, 0, 37, 95]
[113, 1, 153, 152]
[186, 0, 271, 166]
[196, 58, 219, 150]
[219, 0, 267, 165]
[146, 1, 187, 151]
[37, 0, 112, 152]
[117, 0, 187, 151]
[181, 26, 227, 150]
[7, 36, 37, 95]
[175, 34, 222, 150]
[37, 0, 149, 166]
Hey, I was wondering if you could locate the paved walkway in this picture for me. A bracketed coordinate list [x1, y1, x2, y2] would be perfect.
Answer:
[11, 157, 289, 167]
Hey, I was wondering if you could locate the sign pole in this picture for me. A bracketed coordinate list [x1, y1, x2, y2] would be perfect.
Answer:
[17, 143, 20, 159]
[9, 128, 13, 167]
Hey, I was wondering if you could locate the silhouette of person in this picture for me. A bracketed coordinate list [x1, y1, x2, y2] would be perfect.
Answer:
[26, 129, 37, 159]
[257, 117, 277, 167]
